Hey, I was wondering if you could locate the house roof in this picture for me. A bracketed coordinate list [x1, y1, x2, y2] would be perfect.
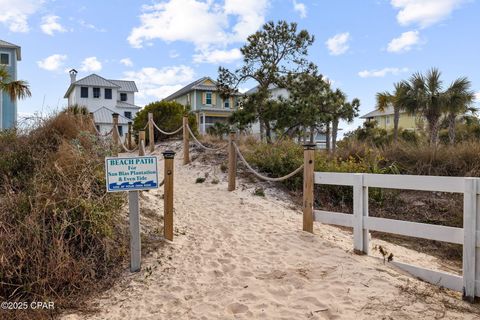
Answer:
[245, 84, 278, 95]
[163, 77, 216, 101]
[117, 101, 141, 109]
[93, 107, 132, 125]
[64, 74, 138, 98]
[360, 105, 395, 119]
[0, 39, 21, 61]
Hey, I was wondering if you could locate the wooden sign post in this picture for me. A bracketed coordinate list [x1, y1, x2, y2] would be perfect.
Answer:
[163, 150, 176, 241]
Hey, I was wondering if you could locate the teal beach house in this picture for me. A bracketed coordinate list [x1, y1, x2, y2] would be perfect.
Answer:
[0, 40, 21, 130]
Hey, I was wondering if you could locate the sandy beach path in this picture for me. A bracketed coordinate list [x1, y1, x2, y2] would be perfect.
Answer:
[63, 147, 480, 319]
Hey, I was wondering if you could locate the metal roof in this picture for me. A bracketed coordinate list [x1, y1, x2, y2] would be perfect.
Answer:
[117, 101, 141, 109]
[360, 106, 395, 119]
[163, 77, 217, 101]
[110, 80, 138, 92]
[74, 74, 120, 88]
[93, 107, 132, 125]
[245, 84, 278, 95]
[0, 39, 21, 60]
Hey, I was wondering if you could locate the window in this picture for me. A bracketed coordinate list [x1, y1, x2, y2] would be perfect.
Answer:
[118, 126, 123, 136]
[205, 92, 212, 105]
[120, 93, 127, 102]
[224, 99, 229, 109]
[0, 53, 9, 65]
[105, 88, 112, 99]
[124, 111, 132, 119]
[386, 116, 391, 125]
[80, 87, 88, 98]
[93, 88, 100, 98]
[95, 125, 100, 132]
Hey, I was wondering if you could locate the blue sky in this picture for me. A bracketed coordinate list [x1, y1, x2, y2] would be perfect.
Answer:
[1, 0, 479, 132]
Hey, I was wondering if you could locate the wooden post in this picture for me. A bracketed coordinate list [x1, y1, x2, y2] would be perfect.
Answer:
[353, 174, 369, 254]
[228, 131, 237, 191]
[463, 177, 477, 302]
[139, 130, 145, 156]
[112, 113, 119, 156]
[163, 150, 176, 241]
[129, 191, 141, 272]
[183, 116, 190, 165]
[89, 112, 95, 133]
[303, 144, 315, 233]
[148, 112, 155, 153]
[127, 121, 133, 150]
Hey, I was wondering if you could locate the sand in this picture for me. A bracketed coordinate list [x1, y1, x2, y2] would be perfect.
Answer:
[62, 144, 480, 319]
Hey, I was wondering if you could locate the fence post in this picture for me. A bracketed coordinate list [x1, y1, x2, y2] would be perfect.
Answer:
[163, 150, 176, 241]
[127, 121, 133, 150]
[353, 174, 368, 254]
[148, 113, 155, 153]
[463, 177, 477, 302]
[139, 130, 145, 156]
[302, 144, 315, 233]
[183, 116, 190, 165]
[112, 113, 119, 155]
[228, 131, 237, 191]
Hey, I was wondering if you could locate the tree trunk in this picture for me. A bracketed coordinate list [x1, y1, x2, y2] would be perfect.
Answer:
[309, 126, 315, 143]
[428, 118, 440, 146]
[332, 118, 339, 153]
[259, 120, 265, 142]
[325, 122, 331, 152]
[264, 120, 272, 144]
[448, 112, 456, 145]
[393, 106, 400, 142]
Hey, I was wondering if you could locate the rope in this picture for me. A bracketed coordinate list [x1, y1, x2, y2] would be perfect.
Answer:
[91, 119, 113, 137]
[186, 124, 228, 151]
[151, 119, 183, 136]
[115, 126, 139, 153]
[232, 142, 304, 182]
[143, 122, 149, 130]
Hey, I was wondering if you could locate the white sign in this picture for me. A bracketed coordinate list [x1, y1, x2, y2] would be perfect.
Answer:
[105, 156, 159, 192]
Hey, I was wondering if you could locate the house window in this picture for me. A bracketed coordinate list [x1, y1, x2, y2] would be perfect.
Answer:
[93, 88, 100, 98]
[124, 111, 132, 119]
[105, 88, 112, 99]
[118, 126, 123, 136]
[95, 125, 100, 132]
[80, 87, 88, 98]
[224, 99, 229, 109]
[205, 92, 212, 105]
[120, 93, 127, 101]
[386, 116, 390, 125]
[0, 53, 9, 66]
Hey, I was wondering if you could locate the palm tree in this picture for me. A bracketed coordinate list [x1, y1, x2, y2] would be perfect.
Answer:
[404, 68, 445, 145]
[330, 89, 360, 153]
[0, 66, 31, 102]
[376, 81, 409, 142]
[444, 77, 475, 144]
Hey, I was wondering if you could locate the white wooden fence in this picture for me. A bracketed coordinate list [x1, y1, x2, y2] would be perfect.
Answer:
[313, 172, 480, 301]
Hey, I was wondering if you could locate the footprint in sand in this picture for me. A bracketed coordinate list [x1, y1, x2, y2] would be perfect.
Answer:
[226, 302, 249, 314]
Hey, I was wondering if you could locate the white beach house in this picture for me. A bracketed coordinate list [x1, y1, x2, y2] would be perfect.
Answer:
[64, 69, 140, 140]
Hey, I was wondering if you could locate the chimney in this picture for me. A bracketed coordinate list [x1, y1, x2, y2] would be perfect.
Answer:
[69, 69, 78, 83]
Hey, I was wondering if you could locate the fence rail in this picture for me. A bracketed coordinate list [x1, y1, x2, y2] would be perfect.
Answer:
[311, 171, 480, 301]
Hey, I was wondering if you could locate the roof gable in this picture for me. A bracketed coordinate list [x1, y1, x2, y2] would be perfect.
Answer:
[0, 39, 21, 60]
[93, 107, 131, 124]
[74, 74, 120, 88]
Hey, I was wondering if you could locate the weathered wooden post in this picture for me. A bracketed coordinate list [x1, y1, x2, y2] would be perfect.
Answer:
[139, 130, 146, 156]
[163, 150, 176, 241]
[183, 115, 190, 165]
[148, 112, 155, 153]
[303, 143, 315, 233]
[228, 131, 237, 191]
[127, 121, 133, 150]
[112, 113, 119, 156]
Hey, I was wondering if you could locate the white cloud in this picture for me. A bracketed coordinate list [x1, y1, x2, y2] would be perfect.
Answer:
[326, 32, 350, 56]
[358, 67, 409, 78]
[80, 57, 102, 72]
[37, 54, 67, 71]
[387, 30, 420, 53]
[120, 58, 133, 67]
[193, 48, 242, 64]
[292, 0, 307, 18]
[391, 0, 465, 28]
[475, 92, 480, 102]
[124, 65, 195, 104]
[128, 0, 268, 63]
[0, 0, 44, 32]
[40, 15, 66, 35]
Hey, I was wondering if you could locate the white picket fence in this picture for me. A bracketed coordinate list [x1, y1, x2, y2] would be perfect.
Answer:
[314, 172, 480, 301]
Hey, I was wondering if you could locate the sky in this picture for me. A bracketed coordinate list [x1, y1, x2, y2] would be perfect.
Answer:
[1, 0, 480, 133]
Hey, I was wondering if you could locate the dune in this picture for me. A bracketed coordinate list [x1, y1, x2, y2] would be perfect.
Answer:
[62, 144, 480, 319]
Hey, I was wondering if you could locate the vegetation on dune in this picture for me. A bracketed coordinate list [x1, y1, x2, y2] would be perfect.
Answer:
[0, 112, 128, 319]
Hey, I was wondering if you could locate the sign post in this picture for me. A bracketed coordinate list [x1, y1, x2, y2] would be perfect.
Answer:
[105, 156, 159, 272]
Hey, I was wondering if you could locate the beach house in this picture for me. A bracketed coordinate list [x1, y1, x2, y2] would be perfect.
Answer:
[163, 77, 240, 134]
[64, 70, 140, 139]
[0, 40, 22, 130]
[360, 106, 420, 131]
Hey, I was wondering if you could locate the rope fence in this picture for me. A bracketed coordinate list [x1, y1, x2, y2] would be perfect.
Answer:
[186, 124, 229, 152]
[151, 119, 183, 136]
[115, 126, 139, 153]
[232, 142, 304, 182]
